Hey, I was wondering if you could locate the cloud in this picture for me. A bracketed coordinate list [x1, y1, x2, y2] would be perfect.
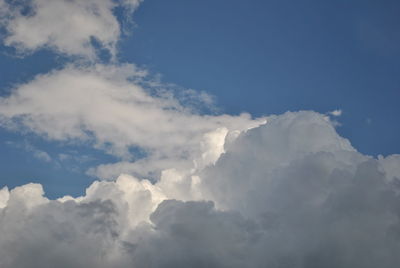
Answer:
[1, 112, 400, 267]
[1, 1, 400, 267]
[0, 186, 9, 209]
[328, 109, 342, 117]
[0, 0, 142, 59]
[5, 140, 52, 162]
[32, 150, 51, 162]
[0, 63, 265, 179]
[0, 183, 130, 268]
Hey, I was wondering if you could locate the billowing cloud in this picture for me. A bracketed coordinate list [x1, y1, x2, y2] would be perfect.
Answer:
[1, 112, 400, 268]
[0, 0, 141, 59]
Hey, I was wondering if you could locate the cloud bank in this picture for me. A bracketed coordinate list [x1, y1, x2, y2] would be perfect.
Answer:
[1, 112, 400, 268]
[1, 1, 400, 268]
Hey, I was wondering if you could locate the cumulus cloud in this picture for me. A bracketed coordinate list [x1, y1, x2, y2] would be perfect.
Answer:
[0, 0, 141, 59]
[1, 112, 400, 268]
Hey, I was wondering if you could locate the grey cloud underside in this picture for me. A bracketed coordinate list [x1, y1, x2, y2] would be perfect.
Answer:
[1, 112, 400, 268]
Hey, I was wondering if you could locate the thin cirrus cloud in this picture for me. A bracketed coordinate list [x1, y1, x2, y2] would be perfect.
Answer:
[1, 1, 400, 268]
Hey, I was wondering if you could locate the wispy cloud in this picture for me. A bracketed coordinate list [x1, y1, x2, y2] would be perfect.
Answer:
[328, 109, 342, 117]
[5, 140, 51, 162]
[0, 63, 265, 179]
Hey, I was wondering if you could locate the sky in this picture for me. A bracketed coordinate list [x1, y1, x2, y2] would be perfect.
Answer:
[0, 1, 400, 267]
[123, 0, 400, 153]
[1, 0, 400, 197]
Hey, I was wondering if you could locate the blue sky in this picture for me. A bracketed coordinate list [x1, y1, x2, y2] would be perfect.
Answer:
[122, 0, 400, 155]
[1, 0, 400, 199]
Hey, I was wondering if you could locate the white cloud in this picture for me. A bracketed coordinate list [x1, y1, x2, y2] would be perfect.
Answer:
[0, 0, 142, 59]
[328, 109, 342, 117]
[0, 187, 9, 209]
[0, 63, 265, 179]
[199, 111, 358, 214]
[1, 112, 400, 267]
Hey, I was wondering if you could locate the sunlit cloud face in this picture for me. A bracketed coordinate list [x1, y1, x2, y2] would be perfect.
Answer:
[1, 1, 400, 268]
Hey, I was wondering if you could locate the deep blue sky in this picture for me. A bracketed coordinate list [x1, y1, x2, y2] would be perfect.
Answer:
[1, 0, 400, 198]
